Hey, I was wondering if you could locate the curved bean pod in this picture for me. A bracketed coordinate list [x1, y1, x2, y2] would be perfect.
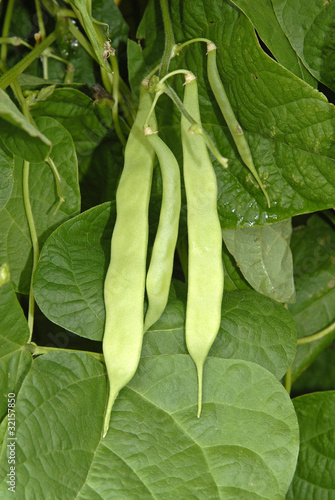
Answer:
[143, 126, 181, 332]
[102, 83, 156, 438]
[207, 42, 270, 207]
[181, 72, 224, 417]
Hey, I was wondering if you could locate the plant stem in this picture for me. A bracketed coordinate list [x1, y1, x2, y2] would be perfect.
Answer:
[164, 84, 228, 167]
[0, 29, 58, 89]
[34, 0, 48, 78]
[285, 366, 292, 394]
[297, 320, 335, 345]
[105, 55, 127, 147]
[23, 160, 39, 340]
[26, 343, 104, 362]
[158, 0, 175, 79]
[172, 37, 212, 56]
[1, 0, 16, 63]
[67, 19, 98, 62]
[47, 157, 65, 214]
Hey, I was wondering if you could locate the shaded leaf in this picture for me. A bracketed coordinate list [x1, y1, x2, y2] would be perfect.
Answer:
[0, 89, 51, 162]
[288, 215, 335, 381]
[0, 144, 14, 211]
[32, 88, 110, 161]
[272, 0, 335, 91]
[287, 391, 335, 499]
[222, 219, 295, 303]
[230, 0, 316, 86]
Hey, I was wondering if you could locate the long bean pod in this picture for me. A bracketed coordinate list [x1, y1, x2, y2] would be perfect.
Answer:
[181, 72, 224, 417]
[143, 126, 181, 332]
[206, 42, 270, 207]
[102, 83, 156, 438]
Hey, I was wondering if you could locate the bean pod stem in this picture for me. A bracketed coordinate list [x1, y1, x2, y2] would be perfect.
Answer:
[206, 42, 270, 207]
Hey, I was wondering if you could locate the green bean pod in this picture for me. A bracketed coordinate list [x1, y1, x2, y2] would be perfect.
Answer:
[206, 42, 270, 207]
[181, 72, 224, 417]
[102, 83, 156, 438]
[143, 127, 181, 332]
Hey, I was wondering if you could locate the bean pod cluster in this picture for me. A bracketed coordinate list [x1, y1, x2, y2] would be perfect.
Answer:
[102, 39, 269, 437]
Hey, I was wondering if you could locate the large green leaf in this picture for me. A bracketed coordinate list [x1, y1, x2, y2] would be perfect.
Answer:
[0, 117, 80, 292]
[138, 0, 335, 227]
[0, 352, 299, 499]
[272, 0, 335, 91]
[0, 263, 31, 421]
[222, 219, 295, 303]
[288, 215, 335, 382]
[34, 203, 297, 381]
[230, 0, 316, 86]
[143, 290, 297, 381]
[34, 202, 114, 340]
[0, 89, 51, 162]
[287, 391, 335, 499]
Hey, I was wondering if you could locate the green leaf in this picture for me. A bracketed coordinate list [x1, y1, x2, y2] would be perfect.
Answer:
[287, 391, 335, 499]
[288, 215, 335, 381]
[222, 240, 253, 291]
[144, 290, 297, 380]
[222, 220, 295, 303]
[0, 117, 80, 292]
[34, 201, 296, 380]
[31, 88, 110, 161]
[0, 263, 31, 421]
[272, 0, 335, 91]
[140, 0, 335, 227]
[0, 144, 14, 211]
[0, 353, 299, 499]
[230, 0, 316, 86]
[0, 351, 106, 499]
[34, 202, 114, 340]
[0, 89, 51, 162]
[35, 204, 297, 377]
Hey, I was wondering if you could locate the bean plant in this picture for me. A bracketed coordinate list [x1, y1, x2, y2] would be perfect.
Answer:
[0, 0, 335, 498]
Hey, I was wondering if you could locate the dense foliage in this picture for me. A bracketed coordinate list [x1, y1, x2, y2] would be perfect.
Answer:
[0, 0, 335, 498]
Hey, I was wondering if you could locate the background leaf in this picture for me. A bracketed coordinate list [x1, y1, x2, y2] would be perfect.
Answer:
[0, 89, 51, 162]
[0, 117, 80, 292]
[31, 88, 110, 165]
[0, 144, 14, 211]
[287, 391, 335, 499]
[222, 219, 295, 303]
[0, 353, 299, 499]
[272, 0, 335, 91]
[230, 0, 316, 86]
[288, 214, 335, 382]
